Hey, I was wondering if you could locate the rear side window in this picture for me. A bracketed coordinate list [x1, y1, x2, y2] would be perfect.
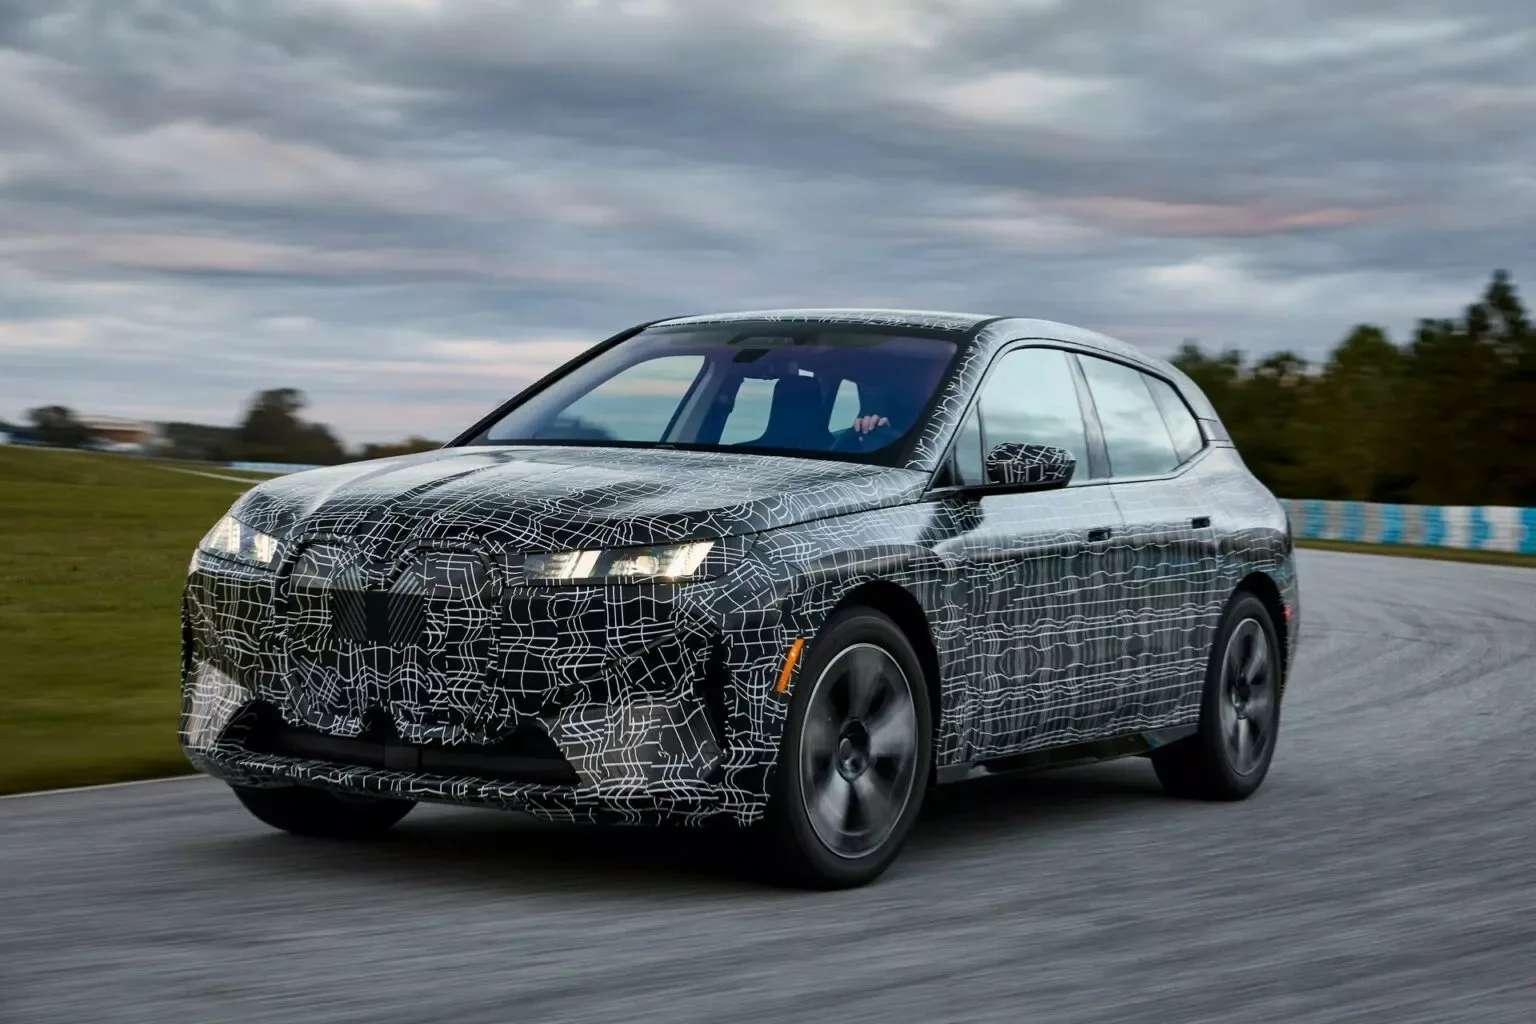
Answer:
[1078, 355, 1180, 477]
[1144, 374, 1204, 463]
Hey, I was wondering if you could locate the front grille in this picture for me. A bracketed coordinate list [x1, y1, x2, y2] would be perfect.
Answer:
[241, 703, 580, 786]
[328, 589, 426, 646]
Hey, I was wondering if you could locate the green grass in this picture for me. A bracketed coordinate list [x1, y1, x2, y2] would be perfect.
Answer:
[1296, 538, 1536, 569]
[0, 446, 255, 795]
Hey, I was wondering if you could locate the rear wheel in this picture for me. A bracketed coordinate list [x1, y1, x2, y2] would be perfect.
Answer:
[758, 608, 932, 889]
[231, 783, 416, 839]
[1152, 591, 1283, 800]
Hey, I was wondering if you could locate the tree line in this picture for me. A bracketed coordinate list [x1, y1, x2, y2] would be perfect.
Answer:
[1171, 269, 1534, 506]
[8, 388, 441, 465]
[7, 269, 1533, 505]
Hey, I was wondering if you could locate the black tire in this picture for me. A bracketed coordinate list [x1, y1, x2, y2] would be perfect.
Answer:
[231, 783, 416, 839]
[757, 608, 933, 889]
[1152, 590, 1283, 800]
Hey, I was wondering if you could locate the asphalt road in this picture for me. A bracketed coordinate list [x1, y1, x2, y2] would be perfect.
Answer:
[3, 548, 1534, 1024]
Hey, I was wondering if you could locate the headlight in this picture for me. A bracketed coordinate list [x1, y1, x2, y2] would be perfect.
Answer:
[197, 514, 281, 568]
[523, 540, 715, 583]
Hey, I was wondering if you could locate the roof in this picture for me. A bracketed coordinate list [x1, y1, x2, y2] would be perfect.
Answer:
[653, 308, 996, 332]
[647, 308, 1220, 423]
[650, 308, 1169, 367]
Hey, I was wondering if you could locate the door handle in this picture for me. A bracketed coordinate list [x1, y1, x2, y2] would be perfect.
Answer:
[1087, 527, 1113, 542]
[1190, 516, 1211, 529]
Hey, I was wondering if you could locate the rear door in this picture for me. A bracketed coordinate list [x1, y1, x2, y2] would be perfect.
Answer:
[937, 344, 1128, 761]
[1075, 353, 1223, 733]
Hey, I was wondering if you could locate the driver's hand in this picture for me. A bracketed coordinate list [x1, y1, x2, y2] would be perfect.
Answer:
[852, 415, 890, 435]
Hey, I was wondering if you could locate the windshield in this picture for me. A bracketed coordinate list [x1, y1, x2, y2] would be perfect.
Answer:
[466, 321, 964, 461]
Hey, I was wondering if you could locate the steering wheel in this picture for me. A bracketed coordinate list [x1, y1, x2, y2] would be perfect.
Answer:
[831, 419, 900, 453]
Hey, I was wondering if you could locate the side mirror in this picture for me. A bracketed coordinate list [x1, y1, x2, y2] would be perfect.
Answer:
[984, 442, 1075, 491]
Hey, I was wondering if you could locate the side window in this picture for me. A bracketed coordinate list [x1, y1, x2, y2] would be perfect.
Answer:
[534, 354, 705, 442]
[1144, 374, 1204, 463]
[975, 347, 1091, 478]
[1078, 356, 1180, 477]
[717, 377, 778, 445]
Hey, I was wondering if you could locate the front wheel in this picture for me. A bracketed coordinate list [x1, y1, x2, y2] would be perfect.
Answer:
[231, 783, 416, 839]
[1152, 591, 1284, 800]
[758, 608, 933, 889]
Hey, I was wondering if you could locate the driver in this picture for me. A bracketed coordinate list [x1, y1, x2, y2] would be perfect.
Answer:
[851, 413, 890, 435]
[847, 377, 919, 438]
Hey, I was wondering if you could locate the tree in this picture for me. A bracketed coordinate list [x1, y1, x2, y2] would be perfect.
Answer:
[27, 405, 93, 448]
[1171, 342, 1244, 412]
[1179, 269, 1534, 506]
[236, 388, 345, 465]
[1230, 351, 1312, 495]
[1289, 326, 1403, 501]
[1481, 269, 1536, 505]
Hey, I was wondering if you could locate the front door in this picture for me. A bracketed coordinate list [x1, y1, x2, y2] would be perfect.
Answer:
[938, 344, 1127, 762]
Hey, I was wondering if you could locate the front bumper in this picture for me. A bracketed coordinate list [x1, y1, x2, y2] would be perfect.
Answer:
[189, 746, 727, 826]
[180, 539, 791, 826]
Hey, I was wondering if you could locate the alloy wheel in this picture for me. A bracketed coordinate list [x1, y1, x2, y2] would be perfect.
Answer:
[797, 643, 920, 859]
[1217, 617, 1276, 776]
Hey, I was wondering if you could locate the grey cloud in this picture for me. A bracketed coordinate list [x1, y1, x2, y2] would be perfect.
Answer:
[0, 0, 1532, 442]
[283, 0, 1534, 205]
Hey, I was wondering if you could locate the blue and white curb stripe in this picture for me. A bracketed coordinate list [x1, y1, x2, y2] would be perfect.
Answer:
[1281, 499, 1536, 555]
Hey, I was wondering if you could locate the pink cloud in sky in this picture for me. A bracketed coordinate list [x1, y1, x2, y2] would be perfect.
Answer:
[1052, 197, 1392, 237]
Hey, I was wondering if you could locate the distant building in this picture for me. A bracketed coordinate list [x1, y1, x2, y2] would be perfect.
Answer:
[77, 415, 169, 453]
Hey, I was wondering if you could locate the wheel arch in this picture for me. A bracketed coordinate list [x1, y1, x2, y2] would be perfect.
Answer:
[826, 580, 945, 748]
[1234, 570, 1289, 688]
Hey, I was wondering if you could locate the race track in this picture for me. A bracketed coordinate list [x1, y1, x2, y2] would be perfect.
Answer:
[3, 549, 1534, 1024]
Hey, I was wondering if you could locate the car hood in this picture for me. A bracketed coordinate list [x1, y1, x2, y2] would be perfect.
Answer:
[229, 444, 929, 554]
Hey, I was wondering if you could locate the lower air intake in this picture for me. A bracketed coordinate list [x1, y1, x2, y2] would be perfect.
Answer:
[241, 702, 580, 786]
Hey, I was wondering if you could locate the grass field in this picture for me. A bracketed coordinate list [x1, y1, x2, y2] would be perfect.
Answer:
[0, 447, 266, 795]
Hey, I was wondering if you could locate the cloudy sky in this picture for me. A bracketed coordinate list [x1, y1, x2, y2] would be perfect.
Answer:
[2, 0, 1532, 444]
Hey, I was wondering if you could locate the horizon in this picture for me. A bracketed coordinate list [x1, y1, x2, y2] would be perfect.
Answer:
[1, 281, 1522, 446]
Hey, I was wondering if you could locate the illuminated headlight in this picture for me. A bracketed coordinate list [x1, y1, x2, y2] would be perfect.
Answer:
[524, 540, 715, 583]
[196, 514, 281, 568]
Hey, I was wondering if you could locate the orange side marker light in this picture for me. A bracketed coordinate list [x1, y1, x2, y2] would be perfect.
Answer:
[775, 636, 806, 693]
